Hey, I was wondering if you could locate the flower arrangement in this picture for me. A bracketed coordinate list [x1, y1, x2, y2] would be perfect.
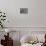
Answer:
[0, 10, 6, 28]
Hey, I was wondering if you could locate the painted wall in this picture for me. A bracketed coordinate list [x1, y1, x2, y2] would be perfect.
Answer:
[0, 0, 31, 27]
[31, 0, 46, 27]
[0, 0, 46, 27]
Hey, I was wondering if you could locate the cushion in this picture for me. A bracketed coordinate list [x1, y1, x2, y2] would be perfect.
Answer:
[20, 35, 37, 43]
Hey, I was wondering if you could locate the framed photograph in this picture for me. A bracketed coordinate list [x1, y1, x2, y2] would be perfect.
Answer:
[20, 8, 28, 14]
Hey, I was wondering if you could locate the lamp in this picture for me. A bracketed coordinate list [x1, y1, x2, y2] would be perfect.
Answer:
[5, 29, 9, 33]
[5, 29, 10, 37]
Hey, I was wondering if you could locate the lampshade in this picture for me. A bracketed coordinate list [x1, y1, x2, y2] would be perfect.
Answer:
[5, 29, 10, 33]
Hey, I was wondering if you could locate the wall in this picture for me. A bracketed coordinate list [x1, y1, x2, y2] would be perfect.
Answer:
[0, 0, 31, 27]
[0, 0, 46, 27]
[31, 0, 46, 27]
[7, 0, 46, 27]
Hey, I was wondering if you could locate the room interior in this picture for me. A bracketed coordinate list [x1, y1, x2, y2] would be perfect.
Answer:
[0, 0, 46, 46]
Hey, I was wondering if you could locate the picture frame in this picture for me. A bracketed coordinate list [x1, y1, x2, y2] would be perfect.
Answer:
[20, 8, 28, 14]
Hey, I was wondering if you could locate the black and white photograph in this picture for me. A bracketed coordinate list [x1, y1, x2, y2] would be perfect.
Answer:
[20, 8, 28, 14]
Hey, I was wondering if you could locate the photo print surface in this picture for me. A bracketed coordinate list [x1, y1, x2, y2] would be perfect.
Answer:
[20, 8, 28, 14]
